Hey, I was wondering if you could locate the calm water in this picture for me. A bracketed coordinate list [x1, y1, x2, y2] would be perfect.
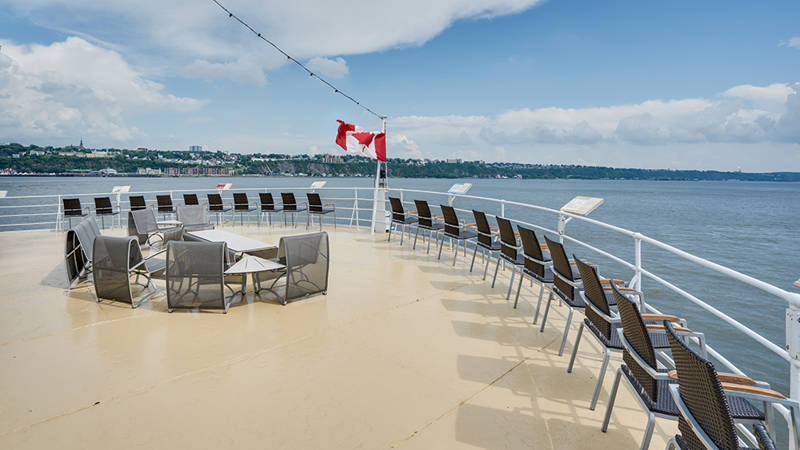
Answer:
[1, 176, 799, 398]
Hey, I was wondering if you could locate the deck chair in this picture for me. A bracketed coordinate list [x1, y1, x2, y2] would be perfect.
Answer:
[64, 216, 102, 288]
[538, 236, 585, 356]
[255, 232, 329, 305]
[280, 193, 307, 228]
[437, 205, 477, 266]
[258, 193, 282, 226]
[94, 196, 119, 229]
[512, 226, 554, 314]
[411, 200, 443, 253]
[62, 197, 88, 228]
[388, 196, 417, 245]
[166, 240, 242, 313]
[183, 193, 199, 206]
[93, 236, 166, 308]
[129, 195, 147, 211]
[176, 205, 214, 231]
[602, 287, 765, 450]
[232, 193, 256, 225]
[491, 217, 525, 300]
[469, 210, 501, 279]
[306, 193, 336, 230]
[664, 320, 800, 450]
[128, 208, 184, 248]
[207, 193, 232, 224]
[156, 194, 175, 219]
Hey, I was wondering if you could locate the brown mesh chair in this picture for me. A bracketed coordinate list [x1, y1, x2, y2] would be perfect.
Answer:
[93, 236, 166, 308]
[601, 287, 766, 450]
[166, 240, 242, 313]
[93, 196, 119, 229]
[62, 197, 88, 228]
[469, 210, 501, 279]
[538, 236, 585, 356]
[306, 193, 336, 230]
[664, 321, 799, 450]
[255, 232, 329, 305]
[64, 216, 102, 288]
[156, 195, 175, 220]
[207, 193, 231, 224]
[512, 226, 554, 314]
[491, 216, 525, 301]
[183, 193, 199, 206]
[233, 192, 256, 225]
[176, 205, 214, 232]
[437, 205, 477, 266]
[129, 195, 147, 211]
[280, 193, 307, 228]
[388, 196, 417, 245]
[412, 200, 443, 253]
[258, 193, 282, 227]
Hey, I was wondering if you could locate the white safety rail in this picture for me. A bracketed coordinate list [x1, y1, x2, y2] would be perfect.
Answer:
[1, 185, 799, 445]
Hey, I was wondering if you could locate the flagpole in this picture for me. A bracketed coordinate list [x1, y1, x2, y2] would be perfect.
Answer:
[371, 117, 388, 235]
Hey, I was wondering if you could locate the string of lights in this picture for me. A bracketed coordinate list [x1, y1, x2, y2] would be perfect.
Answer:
[209, 0, 386, 120]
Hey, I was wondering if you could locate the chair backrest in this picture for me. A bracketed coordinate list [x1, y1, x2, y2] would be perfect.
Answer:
[259, 193, 276, 211]
[166, 240, 226, 310]
[278, 232, 329, 301]
[495, 217, 518, 261]
[472, 210, 493, 247]
[544, 236, 575, 300]
[129, 195, 146, 211]
[177, 205, 210, 227]
[63, 198, 83, 216]
[130, 208, 159, 234]
[440, 205, 460, 236]
[64, 216, 100, 285]
[413, 200, 434, 227]
[207, 193, 224, 211]
[281, 193, 298, 211]
[389, 197, 405, 222]
[183, 194, 199, 205]
[93, 236, 140, 304]
[666, 321, 740, 450]
[518, 226, 546, 278]
[233, 193, 249, 211]
[307, 193, 323, 212]
[156, 195, 173, 212]
[94, 197, 114, 214]
[614, 284, 659, 403]
[72, 215, 101, 260]
[574, 256, 612, 339]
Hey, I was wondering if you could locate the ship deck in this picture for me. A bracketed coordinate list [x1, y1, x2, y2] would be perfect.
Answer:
[0, 224, 675, 449]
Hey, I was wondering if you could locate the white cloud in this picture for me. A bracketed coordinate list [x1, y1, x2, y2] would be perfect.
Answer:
[4, 0, 546, 84]
[388, 134, 421, 158]
[0, 37, 205, 143]
[722, 83, 795, 110]
[306, 57, 349, 79]
[780, 37, 800, 48]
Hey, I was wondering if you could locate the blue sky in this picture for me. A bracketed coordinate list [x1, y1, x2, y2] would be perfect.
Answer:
[1, 0, 799, 170]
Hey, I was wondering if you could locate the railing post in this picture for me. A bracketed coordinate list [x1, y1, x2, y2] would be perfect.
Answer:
[55, 194, 63, 231]
[786, 306, 800, 403]
[557, 212, 566, 244]
[633, 233, 643, 292]
[500, 200, 505, 218]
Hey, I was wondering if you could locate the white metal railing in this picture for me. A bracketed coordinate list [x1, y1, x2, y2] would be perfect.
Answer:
[1, 184, 799, 444]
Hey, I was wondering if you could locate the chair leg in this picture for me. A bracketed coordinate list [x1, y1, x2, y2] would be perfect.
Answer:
[426, 230, 433, 254]
[567, 322, 584, 372]
[640, 412, 656, 450]
[437, 233, 445, 260]
[491, 256, 501, 288]
[601, 368, 623, 433]
[506, 265, 516, 300]
[590, 349, 611, 410]
[513, 271, 525, 308]
[469, 244, 478, 272]
[388, 222, 393, 242]
[399, 224, 405, 245]
[533, 284, 547, 324]
[483, 251, 491, 280]
[412, 227, 420, 250]
[558, 308, 574, 355]
[452, 240, 459, 266]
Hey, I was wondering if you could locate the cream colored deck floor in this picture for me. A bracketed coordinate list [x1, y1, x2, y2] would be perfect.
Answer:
[0, 224, 676, 449]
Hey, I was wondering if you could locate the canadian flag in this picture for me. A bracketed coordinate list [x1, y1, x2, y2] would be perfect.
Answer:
[336, 120, 386, 162]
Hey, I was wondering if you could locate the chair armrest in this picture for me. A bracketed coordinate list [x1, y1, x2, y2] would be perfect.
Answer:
[489, 226, 498, 230]
[641, 314, 682, 322]
[540, 243, 548, 249]
[300, 201, 308, 205]
[717, 372, 757, 386]
[435, 215, 444, 219]
[408, 210, 417, 214]
[324, 202, 335, 206]
[463, 223, 477, 227]
[646, 324, 692, 333]
[721, 383, 786, 399]
[599, 278, 625, 285]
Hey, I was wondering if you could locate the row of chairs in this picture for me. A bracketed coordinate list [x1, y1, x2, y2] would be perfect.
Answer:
[62, 192, 336, 229]
[387, 197, 798, 449]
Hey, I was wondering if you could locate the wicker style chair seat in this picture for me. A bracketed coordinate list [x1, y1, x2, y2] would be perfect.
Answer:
[585, 319, 669, 350]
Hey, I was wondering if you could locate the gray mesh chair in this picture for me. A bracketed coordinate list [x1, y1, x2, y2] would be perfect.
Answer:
[176, 205, 214, 232]
[166, 240, 242, 313]
[94, 197, 119, 229]
[306, 193, 336, 230]
[93, 236, 166, 308]
[255, 232, 329, 305]
[65, 216, 102, 288]
[128, 208, 184, 248]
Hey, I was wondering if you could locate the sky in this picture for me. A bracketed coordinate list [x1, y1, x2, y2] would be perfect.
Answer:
[1, 0, 799, 171]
